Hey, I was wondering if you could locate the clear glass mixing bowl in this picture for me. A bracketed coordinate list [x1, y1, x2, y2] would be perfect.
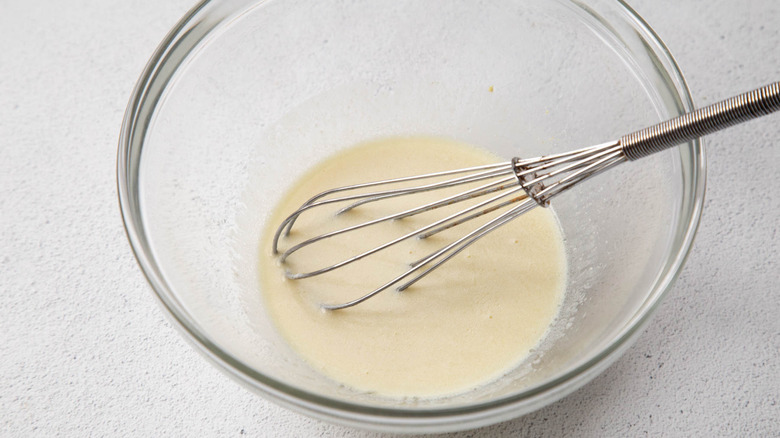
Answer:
[118, 0, 705, 432]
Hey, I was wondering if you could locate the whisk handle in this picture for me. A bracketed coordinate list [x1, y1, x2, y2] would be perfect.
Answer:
[620, 81, 780, 160]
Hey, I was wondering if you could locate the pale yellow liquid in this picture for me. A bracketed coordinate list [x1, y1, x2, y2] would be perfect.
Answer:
[260, 137, 566, 398]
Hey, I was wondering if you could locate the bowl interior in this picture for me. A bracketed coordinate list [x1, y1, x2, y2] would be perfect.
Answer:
[125, 0, 699, 423]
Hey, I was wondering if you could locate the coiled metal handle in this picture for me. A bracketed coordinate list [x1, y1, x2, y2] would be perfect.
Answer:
[620, 81, 780, 160]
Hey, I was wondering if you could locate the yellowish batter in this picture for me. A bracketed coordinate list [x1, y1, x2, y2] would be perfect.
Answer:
[260, 137, 566, 398]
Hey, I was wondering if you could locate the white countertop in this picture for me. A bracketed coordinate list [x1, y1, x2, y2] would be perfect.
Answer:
[2, 1, 778, 436]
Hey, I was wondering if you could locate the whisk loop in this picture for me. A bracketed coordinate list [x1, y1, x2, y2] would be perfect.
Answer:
[272, 81, 780, 310]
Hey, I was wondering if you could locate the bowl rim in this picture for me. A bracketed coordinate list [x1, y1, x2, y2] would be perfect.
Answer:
[117, 0, 705, 432]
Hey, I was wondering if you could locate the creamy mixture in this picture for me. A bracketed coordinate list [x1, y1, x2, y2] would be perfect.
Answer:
[260, 137, 566, 397]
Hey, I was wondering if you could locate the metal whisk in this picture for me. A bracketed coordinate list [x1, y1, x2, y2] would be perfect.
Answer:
[273, 82, 780, 310]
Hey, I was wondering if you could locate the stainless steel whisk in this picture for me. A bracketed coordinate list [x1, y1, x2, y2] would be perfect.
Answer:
[273, 82, 780, 310]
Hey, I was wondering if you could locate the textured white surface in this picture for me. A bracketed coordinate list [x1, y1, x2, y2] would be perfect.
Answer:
[1, 0, 778, 436]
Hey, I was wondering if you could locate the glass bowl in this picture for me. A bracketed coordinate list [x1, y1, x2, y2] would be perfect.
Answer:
[117, 0, 704, 433]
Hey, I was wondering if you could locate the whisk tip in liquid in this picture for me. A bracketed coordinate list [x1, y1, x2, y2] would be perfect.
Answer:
[274, 81, 780, 310]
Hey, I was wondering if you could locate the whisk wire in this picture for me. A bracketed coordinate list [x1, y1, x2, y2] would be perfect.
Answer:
[284, 185, 526, 280]
[273, 163, 514, 253]
[336, 166, 514, 214]
[321, 196, 538, 310]
[278, 174, 518, 264]
[397, 199, 539, 293]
